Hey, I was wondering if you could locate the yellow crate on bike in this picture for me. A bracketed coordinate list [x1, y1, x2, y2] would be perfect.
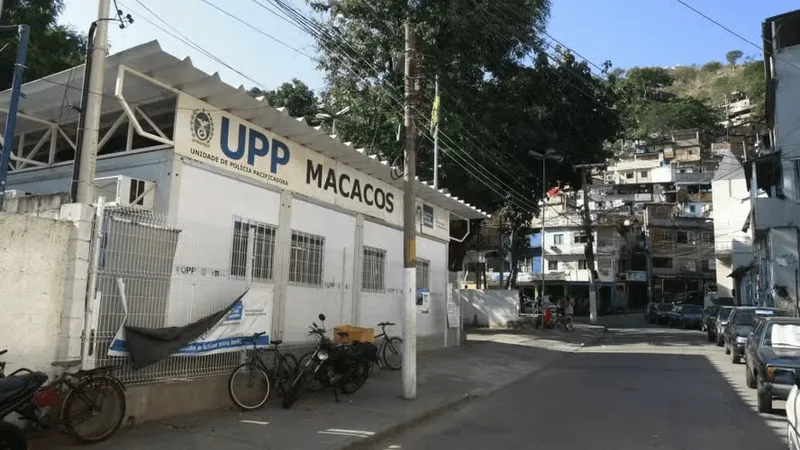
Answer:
[333, 325, 375, 343]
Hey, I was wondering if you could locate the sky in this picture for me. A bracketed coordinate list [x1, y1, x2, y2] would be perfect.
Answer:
[58, 0, 800, 93]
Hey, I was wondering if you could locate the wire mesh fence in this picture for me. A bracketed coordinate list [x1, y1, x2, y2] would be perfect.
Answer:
[87, 204, 460, 385]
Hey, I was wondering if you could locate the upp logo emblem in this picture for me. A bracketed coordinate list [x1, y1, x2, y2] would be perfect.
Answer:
[190, 109, 214, 146]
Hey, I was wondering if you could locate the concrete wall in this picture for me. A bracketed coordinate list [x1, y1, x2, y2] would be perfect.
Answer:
[0, 213, 72, 372]
[461, 289, 518, 328]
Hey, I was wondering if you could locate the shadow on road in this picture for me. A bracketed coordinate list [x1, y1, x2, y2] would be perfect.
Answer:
[377, 343, 787, 449]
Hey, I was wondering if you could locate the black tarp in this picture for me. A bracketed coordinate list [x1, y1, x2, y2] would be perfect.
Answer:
[124, 290, 248, 369]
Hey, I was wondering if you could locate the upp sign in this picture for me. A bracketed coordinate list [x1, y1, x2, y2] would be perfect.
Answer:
[219, 117, 291, 173]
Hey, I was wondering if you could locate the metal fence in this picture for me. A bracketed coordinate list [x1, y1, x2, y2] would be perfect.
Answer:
[86, 204, 460, 384]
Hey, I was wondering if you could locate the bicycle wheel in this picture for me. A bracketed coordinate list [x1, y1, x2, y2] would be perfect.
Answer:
[382, 337, 403, 371]
[271, 354, 299, 397]
[0, 421, 27, 450]
[298, 352, 324, 392]
[61, 377, 126, 444]
[228, 363, 271, 411]
[565, 317, 574, 332]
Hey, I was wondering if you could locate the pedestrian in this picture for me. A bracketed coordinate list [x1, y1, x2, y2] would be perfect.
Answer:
[566, 296, 575, 317]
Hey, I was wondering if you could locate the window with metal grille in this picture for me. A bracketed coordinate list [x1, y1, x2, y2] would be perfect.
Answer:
[230, 220, 277, 281]
[548, 260, 558, 270]
[362, 247, 386, 292]
[416, 258, 430, 290]
[290, 231, 325, 286]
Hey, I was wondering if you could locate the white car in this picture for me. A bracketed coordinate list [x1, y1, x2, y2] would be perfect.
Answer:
[787, 384, 800, 449]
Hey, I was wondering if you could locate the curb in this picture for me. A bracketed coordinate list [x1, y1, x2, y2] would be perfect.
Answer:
[340, 393, 477, 450]
[342, 329, 607, 449]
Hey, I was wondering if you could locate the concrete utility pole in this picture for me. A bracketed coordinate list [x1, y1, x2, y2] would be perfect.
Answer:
[73, 0, 111, 204]
[432, 74, 439, 189]
[0, 25, 30, 211]
[402, 20, 418, 400]
[574, 163, 606, 324]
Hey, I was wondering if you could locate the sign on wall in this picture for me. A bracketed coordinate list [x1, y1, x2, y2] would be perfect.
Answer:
[174, 94, 402, 225]
[108, 288, 273, 357]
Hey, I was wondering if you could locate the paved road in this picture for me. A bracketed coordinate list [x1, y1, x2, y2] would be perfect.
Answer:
[368, 316, 789, 450]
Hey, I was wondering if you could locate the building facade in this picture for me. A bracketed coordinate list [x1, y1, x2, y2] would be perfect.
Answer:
[0, 41, 488, 384]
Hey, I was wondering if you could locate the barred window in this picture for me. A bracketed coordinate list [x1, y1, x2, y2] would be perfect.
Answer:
[362, 247, 386, 292]
[416, 258, 430, 290]
[230, 219, 276, 281]
[290, 231, 325, 286]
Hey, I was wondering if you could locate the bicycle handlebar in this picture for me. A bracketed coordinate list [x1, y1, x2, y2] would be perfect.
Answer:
[0, 349, 6, 356]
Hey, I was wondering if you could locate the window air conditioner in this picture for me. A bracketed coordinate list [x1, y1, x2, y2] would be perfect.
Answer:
[94, 175, 156, 209]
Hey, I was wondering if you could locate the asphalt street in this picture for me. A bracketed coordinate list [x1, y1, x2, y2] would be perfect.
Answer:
[368, 315, 790, 450]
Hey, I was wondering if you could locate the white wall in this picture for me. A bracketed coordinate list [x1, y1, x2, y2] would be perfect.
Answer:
[416, 235, 447, 336]
[172, 163, 279, 326]
[0, 213, 72, 372]
[712, 174, 752, 297]
[285, 198, 356, 342]
[777, 45, 800, 161]
[360, 220, 403, 334]
[461, 290, 518, 328]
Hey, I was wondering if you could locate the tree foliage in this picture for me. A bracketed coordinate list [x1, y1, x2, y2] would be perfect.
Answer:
[726, 49, 743, 66]
[248, 78, 320, 125]
[294, 0, 621, 284]
[614, 65, 721, 143]
[0, 0, 87, 90]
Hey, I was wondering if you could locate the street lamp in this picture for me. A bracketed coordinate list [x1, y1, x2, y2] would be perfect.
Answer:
[315, 105, 351, 136]
[528, 149, 563, 300]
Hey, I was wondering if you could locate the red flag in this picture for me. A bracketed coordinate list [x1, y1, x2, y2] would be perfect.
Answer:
[547, 187, 560, 198]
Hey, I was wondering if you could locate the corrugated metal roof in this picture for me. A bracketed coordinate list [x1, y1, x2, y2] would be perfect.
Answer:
[0, 40, 489, 220]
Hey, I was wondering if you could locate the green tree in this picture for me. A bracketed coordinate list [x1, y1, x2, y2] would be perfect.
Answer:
[726, 49, 743, 66]
[301, 0, 621, 281]
[0, 0, 87, 90]
[248, 78, 320, 125]
[634, 97, 722, 140]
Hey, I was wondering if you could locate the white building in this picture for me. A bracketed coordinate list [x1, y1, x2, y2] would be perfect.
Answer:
[0, 41, 487, 417]
[711, 149, 752, 302]
[749, 10, 800, 311]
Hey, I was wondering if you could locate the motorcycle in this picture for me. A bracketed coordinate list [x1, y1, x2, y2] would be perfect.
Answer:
[0, 349, 48, 450]
[281, 314, 377, 409]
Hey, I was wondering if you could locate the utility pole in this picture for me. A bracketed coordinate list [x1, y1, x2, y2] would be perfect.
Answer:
[574, 163, 605, 324]
[0, 25, 30, 211]
[432, 74, 439, 189]
[72, 0, 111, 204]
[402, 20, 418, 400]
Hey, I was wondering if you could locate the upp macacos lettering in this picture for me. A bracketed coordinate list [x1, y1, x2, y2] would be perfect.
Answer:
[220, 117, 291, 172]
[306, 160, 395, 213]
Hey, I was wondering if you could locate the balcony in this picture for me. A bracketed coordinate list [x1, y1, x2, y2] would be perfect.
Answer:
[675, 172, 714, 184]
[613, 159, 662, 171]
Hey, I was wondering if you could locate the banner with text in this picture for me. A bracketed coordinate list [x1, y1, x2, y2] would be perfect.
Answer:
[173, 94, 402, 225]
[108, 288, 273, 357]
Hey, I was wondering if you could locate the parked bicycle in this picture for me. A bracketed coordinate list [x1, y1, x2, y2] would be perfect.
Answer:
[0, 349, 127, 444]
[553, 310, 575, 332]
[228, 332, 299, 411]
[374, 322, 403, 371]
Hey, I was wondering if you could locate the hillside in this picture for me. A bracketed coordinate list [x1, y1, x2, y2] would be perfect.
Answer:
[664, 58, 766, 120]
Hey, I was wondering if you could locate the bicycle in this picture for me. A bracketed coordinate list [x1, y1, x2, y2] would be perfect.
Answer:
[0, 351, 127, 444]
[228, 332, 299, 411]
[374, 322, 403, 370]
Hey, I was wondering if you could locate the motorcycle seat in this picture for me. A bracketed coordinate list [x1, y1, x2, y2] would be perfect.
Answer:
[0, 377, 25, 394]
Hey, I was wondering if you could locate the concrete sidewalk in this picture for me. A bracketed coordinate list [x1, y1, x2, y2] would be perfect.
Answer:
[34, 327, 604, 450]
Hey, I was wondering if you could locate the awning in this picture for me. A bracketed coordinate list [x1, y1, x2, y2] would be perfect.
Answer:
[0, 40, 489, 220]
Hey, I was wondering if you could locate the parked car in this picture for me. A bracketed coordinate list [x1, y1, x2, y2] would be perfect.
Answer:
[744, 316, 800, 413]
[667, 304, 704, 329]
[702, 305, 721, 333]
[713, 306, 736, 346]
[645, 302, 673, 325]
[723, 307, 779, 363]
